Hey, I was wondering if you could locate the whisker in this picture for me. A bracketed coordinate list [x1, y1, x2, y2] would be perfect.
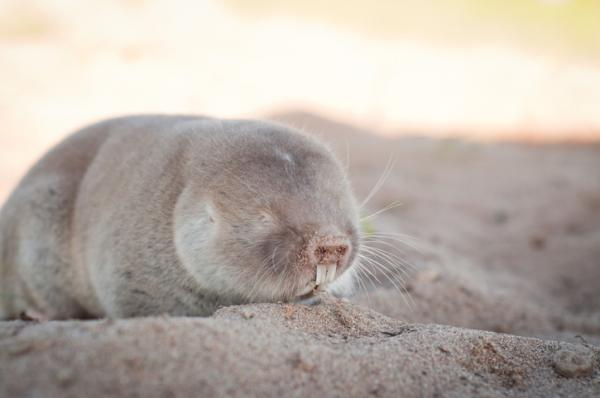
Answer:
[271, 247, 278, 270]
[355, 259, 383, 286]
[356, 263, 381, 295]
[277, 265, 292, 300]
[246, 253, 274, 301]
[360, 200, 404, 222]
[359, 251, 416, 305]
[358, 258, 414, 313]
[273, 256, 289, 299]
[363, 232, 425, 254]
[366, 231, 424, 245]
[358, 253, 405, 293]
[358, 248, 412, 292]
[358, 249, 416, 311]
[360, 242, 418, 273]
[359, 155, 397, 209]
[353, 264, 372, 308]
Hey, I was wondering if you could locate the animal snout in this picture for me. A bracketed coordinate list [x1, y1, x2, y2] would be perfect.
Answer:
[310, 233, 350, 265]
[307, 235, 351, 287]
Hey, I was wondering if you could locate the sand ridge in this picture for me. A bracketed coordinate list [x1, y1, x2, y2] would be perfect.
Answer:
[1, 299, 599, 397]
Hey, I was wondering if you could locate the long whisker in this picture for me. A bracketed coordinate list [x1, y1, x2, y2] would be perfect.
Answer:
[360, 241, 418, 273]
[355, 258, 383, 286]
[357, 253, 404, 293]
[366, 231, 424, 246]
[357, 254, 415, 312]
[358, 248, 416, 311]
[364, 232, 425, 254]
[360, 200, 404, 222]
[353, 264, 372, 308]
[357, 263, 381, 294]
[359, 155, 397, 209]
[358, 247, 412, 292]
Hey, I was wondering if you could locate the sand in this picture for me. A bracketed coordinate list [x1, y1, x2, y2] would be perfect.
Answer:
[1, 112, 600, 397]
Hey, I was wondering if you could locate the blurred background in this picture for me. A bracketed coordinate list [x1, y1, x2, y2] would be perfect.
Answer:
[1, 0, 600, 202]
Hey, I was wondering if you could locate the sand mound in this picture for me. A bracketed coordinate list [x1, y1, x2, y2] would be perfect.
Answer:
[1, 299, 599, 397]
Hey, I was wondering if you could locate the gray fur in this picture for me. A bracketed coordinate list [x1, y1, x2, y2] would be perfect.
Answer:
[0, 115, 360, 319]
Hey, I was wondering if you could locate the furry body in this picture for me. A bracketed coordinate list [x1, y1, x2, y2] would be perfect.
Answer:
[0, 115, 359, 319]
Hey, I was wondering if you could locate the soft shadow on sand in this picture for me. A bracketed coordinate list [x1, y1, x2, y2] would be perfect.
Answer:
[1, 112, 599, 397]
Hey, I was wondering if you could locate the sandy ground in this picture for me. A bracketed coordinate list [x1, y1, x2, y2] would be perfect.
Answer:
[1, 112, 599, 397]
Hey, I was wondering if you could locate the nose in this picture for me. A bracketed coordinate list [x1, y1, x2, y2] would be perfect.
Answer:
[313, 242, 348, 264]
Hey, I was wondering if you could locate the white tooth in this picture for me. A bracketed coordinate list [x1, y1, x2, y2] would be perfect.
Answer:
[316, 265, 326, 285]
[326, 264, 337, 282]
[297, 282, 315, 296]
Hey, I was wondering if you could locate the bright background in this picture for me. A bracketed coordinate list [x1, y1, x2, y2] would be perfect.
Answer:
[1, 0, 600, 201]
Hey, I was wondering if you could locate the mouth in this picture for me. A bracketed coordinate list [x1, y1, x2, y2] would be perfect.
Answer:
[296, 264, 337, 297]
